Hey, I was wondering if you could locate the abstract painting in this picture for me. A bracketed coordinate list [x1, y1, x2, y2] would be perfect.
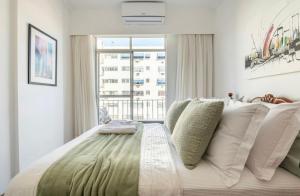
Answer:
[245, 0, 300, 79]
[28, 24, 57, 86]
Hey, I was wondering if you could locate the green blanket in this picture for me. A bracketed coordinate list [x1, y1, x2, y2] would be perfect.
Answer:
[37, 124, 143, 196]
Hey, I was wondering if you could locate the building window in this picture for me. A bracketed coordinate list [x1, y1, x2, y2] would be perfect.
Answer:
[134, 91, 144, 96]
[122, 91, 130, 95]
[157, 52, 165, 60]
[122, 79, 130, 83]
[156, 79, 165, 86]
[103, 66, 118, 72]
[134, 66, 144, 72]
[102, 79, 118, 84]
[158, 66, 165, 73]
[122, 66, 130, 71]
[96, 36, 166, 121]
[158, 90, 165, 96]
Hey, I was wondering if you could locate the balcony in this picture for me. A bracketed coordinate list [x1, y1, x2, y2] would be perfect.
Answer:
[98, 98, 166, 121]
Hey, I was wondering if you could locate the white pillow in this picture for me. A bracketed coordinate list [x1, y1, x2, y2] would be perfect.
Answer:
[205, 103, 269, 187]
[246, 102, 300, 181]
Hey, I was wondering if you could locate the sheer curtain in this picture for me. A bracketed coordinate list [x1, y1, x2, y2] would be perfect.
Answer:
[176, 34, 214, 100]
[71, 35, 97, 136]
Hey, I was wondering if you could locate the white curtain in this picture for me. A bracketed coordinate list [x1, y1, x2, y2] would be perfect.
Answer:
[71, 35, 97, 137]
[176, 34, 214, 100]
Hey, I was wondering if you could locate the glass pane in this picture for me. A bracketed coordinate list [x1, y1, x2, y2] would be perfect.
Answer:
[97, 38, 130, 49]
[133, 51, 166, 121]
[132, 37, 165, 49]
[99, 97, 131, 120]
[98, 53, 130, 96]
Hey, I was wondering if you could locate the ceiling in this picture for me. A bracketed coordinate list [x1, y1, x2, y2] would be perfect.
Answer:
[66, 0, 223, 9]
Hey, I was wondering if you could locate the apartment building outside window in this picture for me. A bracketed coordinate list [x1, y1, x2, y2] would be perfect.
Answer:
[96, 36, 166, 122]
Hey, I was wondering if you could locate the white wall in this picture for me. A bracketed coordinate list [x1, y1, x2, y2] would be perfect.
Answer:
[0, 0, 72, 191]
[70, 4, 216, 35]
[0, 0, 13, 193]
[16, 0, 73, 170]
[214, 0, 300, 100]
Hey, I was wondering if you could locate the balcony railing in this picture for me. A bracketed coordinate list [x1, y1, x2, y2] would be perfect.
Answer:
[98, 98, 165, 121]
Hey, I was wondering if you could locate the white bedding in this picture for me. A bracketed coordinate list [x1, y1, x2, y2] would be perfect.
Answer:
[169, 140, 300, 196]
[5, 123, 300, 196]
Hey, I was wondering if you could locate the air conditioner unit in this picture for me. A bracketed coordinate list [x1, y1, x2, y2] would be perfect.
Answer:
[121, 1, 166, 25]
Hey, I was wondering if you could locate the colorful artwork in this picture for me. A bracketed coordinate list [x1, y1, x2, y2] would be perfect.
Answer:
[245, 0, 300, 79]
[28, 24, 57, 86]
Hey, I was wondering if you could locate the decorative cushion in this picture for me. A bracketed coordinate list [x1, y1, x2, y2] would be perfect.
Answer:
[172, 100, 224, 169]
[164, 100, 191, 133]
[205, 103, 269, 187]
[247, 102, 300, 181]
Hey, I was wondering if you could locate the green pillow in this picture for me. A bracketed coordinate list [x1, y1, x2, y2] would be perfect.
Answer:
[281, 131, 300, 177]
[164, 100, 191, 133]
[172, 100, 224, 169]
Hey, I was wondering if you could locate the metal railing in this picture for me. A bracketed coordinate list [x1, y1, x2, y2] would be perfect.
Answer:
[98, 98, 165, 121]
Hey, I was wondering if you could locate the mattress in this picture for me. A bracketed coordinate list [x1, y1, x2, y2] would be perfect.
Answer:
[169, 140, 300, 196]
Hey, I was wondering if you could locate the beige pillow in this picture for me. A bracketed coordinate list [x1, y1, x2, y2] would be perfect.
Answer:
[164, 100, 191, 133]
[246, 102, 300, 181]
[172, 100, 224, 169]
[205, 103, 269, 187]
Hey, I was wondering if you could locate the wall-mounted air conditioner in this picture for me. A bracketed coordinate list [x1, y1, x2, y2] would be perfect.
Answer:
[121, 1, 166, 25]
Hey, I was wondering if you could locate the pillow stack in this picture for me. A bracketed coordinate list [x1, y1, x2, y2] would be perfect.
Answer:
[166, 99, 300, 187]
[246, 102, 300, 180]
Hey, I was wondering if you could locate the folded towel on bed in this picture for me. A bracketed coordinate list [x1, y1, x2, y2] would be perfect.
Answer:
[97, 125, 137, 134]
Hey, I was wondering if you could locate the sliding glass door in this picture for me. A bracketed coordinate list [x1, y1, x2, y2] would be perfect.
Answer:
[96, 37, 166, 122]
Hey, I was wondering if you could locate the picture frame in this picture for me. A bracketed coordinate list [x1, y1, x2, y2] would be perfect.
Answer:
[28, 24, 57, 86]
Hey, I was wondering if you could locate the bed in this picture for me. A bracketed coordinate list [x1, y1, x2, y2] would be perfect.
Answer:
[5, 95, 300, 196]
[5, 123, 300, 196]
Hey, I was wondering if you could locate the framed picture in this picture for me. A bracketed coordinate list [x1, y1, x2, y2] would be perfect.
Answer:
[28, 24, 57, 86]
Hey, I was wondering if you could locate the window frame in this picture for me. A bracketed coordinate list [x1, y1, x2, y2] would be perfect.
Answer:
[95, 36, 167, 123]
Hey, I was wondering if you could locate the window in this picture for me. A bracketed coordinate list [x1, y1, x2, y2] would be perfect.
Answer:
[122, 91, 130, 95]
[102, 79, 118, 84]
[134, 79, 144, 85]
[158, 90, 165, 96]
[122, 66, 130, 71]
[158, 66, 165, 73]
[156, 79, 165, 86]
[96, 36, 166, 121]
[103, 66, 118, 72]
[157, 52, 165, 60]
[134, 66, 144, 72]
[134, 91, 144, 96]
[122, 79, 130, 83]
